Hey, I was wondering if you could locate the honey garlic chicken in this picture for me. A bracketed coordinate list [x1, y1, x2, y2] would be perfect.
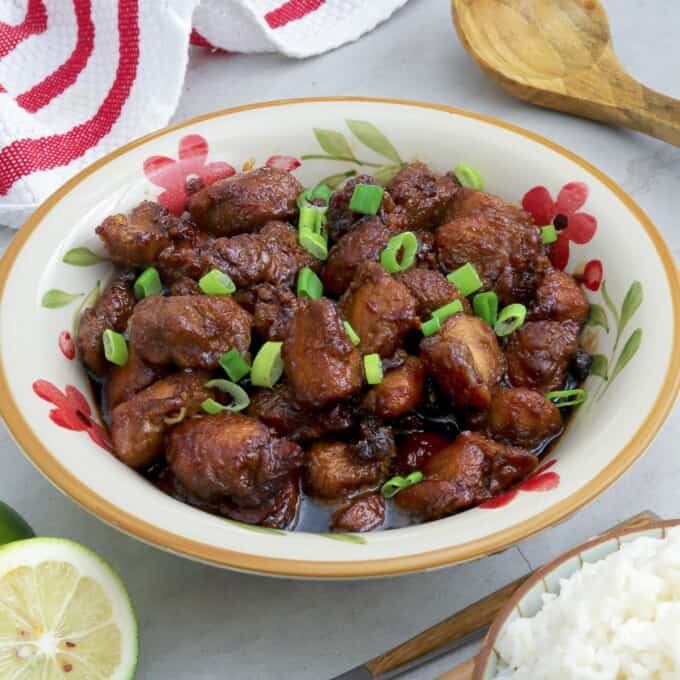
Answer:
[77, 160, 591, 533]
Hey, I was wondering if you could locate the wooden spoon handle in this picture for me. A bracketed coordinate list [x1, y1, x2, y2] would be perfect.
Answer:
[620, 83, 680, 147]
[438, 658, 476, 680]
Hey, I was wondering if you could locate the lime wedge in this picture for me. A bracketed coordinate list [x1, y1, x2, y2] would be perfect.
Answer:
[0, 501, 34, 546]
[0, 538, 138, 679]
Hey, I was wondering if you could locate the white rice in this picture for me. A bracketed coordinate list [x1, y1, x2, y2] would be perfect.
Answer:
[495, 527, 680, 679]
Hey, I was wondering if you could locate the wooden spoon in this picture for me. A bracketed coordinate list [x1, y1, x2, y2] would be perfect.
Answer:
[451, 0, 680, 146]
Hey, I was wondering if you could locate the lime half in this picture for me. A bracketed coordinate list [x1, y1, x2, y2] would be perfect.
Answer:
[0, 538, 138, 679]
[0, 501, 34, 546]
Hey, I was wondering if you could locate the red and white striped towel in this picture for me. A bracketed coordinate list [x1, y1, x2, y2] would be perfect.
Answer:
[0, 0, 408, 229]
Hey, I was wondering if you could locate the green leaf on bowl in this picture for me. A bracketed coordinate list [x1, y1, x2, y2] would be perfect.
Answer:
[590, 354, 609, 379]
[619, 281, 643, 336]
[601, 281, 620, 330]
[372, 164, 402, 186]
[313, 128, 357, 161]
[346, 119, 402, 164]
[318, 169, 357, 189]
[41, 289, 83, 309]
[62, 247, 104, 267]
[611, 328, 643, 382]
[223, 519, 286, 536]
[317, 532, 366, 545]
[587, 304, 609, 333]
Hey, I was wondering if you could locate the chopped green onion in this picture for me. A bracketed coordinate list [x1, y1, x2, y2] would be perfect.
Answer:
[298, 205, 322, 231]
[421, 316, 441, 337]
[297, 189, 313, 209]
[545, 388, 588, 408]
[349, 184, 384, 215]
[251, 341, 284, 388]
[296, 267, 323, 300]
[494, 303, 527, 337]
[203, 379, 250, 413]
[432, 299, 463, 325]
[312, 184, 332, 202]
[219, 349, 251, 382]
[199, 269, 236, 296]
[447, 263, 483, 297]
[163, 407, 187, 425]
[102, 329, 128, 366]
[381, 471, 424, 499]
[453, 163, 484, 190]
[298, 206, 328, 260]
[299, 228, 328, 260]
[473, 291, 499, 327]
[541, 225, 558, 244]
[343, 321, 360, 346]
[380, 231, 418, 273]
[133, 267, 162, 300]
[363, 353, 383, 385]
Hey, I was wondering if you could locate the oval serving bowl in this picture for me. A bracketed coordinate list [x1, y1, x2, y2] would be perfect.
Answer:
[473, 519, 680, 678]
[0, 98, 679, 579]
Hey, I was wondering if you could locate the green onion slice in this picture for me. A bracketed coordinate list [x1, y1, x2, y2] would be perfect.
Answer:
[251, 341, 284, 388]
[163, 407, 187, 426]
[494, 303, 527, 337]
[541, 225, 558, 244]
[134, 267, 162, 300]
[312, 184, 332, 202]
[380, 231, 418, 274]
[431, 299, 463, 325]
[421, 316, 441, 337]
[473, 291, 499, 327]
[447, 263, 483, 297]
[298, 206, 329, 260]
[363, 353, 383, 385]
[203, 379, 250, 413]
[343, 321, 360, 346]
[381, 471, 424, 499]
[297, 267, 323, 300]
[199, 269, 236, 296]
[546, 389, 588, 408]
[102, 329, 128, 366]
[453, 163, 484, 190]
[219, 349, 251, 382]
[349, 184, 384, 215]
[299, 228, 328, 260]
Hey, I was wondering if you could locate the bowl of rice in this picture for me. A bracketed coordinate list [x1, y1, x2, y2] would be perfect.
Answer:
[474, 519, 680, 679]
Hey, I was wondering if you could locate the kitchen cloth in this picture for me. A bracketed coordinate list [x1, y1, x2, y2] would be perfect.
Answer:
[0, 0, 408, 229]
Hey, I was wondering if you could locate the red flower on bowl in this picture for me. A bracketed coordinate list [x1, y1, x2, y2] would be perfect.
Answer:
[58, 331, 75, 360]
[143, 134, 235, 215]
[481, 459, 559, 509]
[33, 380, 112, 452]
[522, 182, 597, 271]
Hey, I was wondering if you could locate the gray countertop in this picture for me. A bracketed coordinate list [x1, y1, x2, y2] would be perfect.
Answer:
[1, 1, 679, 678]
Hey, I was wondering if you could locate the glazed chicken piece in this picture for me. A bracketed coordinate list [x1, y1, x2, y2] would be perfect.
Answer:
[283, 298, 363, 408]
[395, 431, 538, 520]
[111, 370, 211, 468]
[322, 217, 394, 297]
[340, 262, 419, 357]
[166, 413, 304, 508]
[248, 383, 354, 441]
[187, 167, 303, 236]
[436, 188, 545, 305]
[420, 314, 505, 409]
[529, 267, 589, 326]
[505, 320, 580, 393]
[304, 440, 388, 501]
[96, 201, 176, 267]
[487, 388, 562, 449]
[234, 283, 299, 341]
[326, 174, 381, 242]
[387, 162, 459, 231]
[76, 271, 136, 375]
[168, 277, 201, 296]
[157, 220, 213, 284]
[361, 356, 425, 419]
[353, 416, 397, 463]
[396, 267, 471, 317]
[332, 493, 385, 533]
[204, 221, 319, 289]
[106, 349, 168, 409]
[129, 294, 252, 369]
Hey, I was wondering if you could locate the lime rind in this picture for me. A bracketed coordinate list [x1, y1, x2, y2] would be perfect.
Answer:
[0, 538, 138, 679]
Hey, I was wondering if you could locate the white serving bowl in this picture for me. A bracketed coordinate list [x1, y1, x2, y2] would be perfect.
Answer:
[1, 98, 678, 578]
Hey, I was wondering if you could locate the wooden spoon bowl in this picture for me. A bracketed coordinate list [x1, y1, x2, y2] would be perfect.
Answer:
[452, 0, 680, 146]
